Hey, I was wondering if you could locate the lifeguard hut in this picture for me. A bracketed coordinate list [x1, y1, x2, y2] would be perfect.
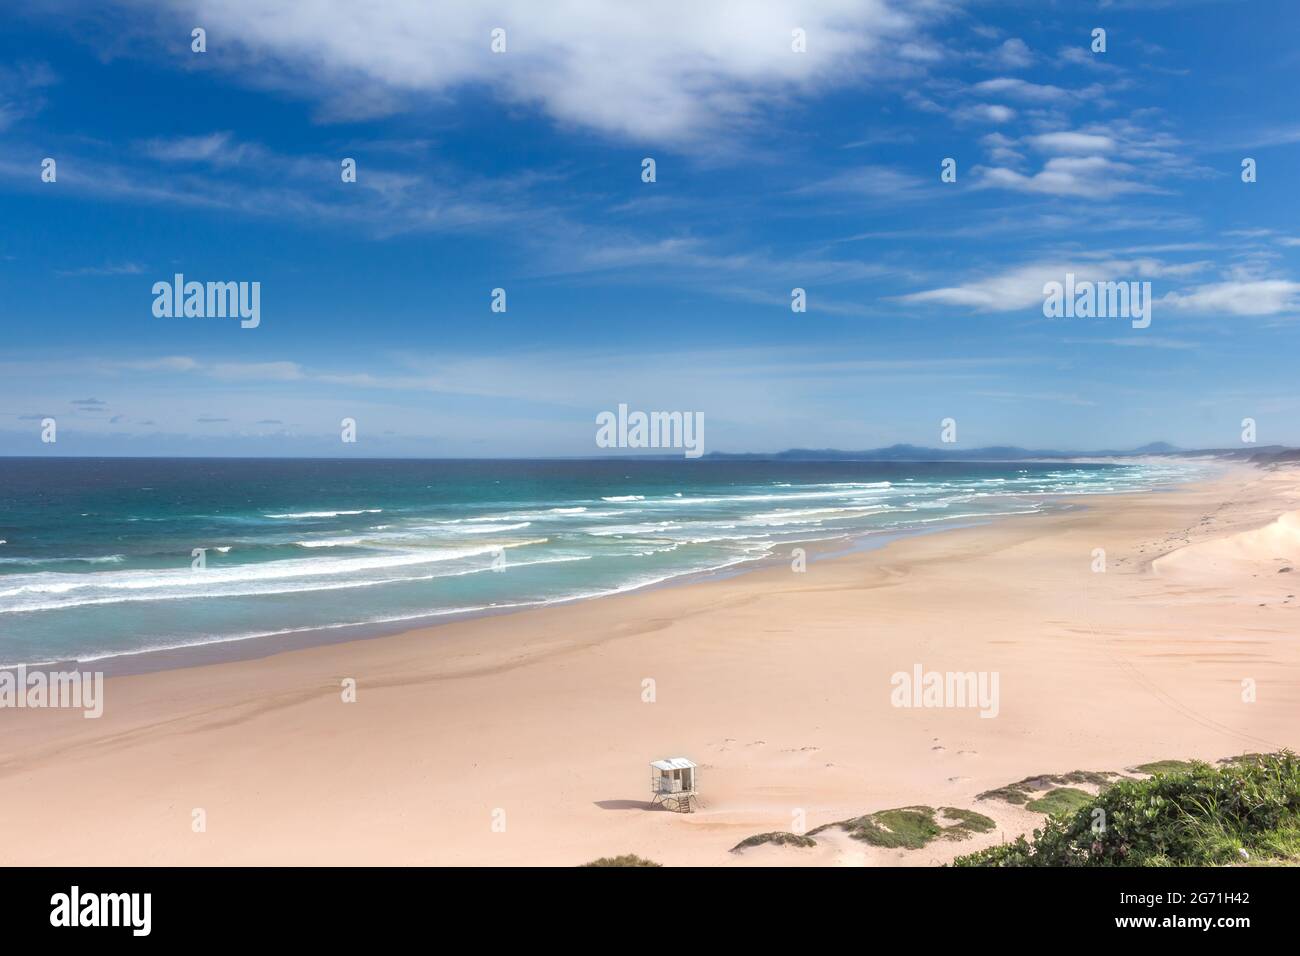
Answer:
[649, 757, 698, 812]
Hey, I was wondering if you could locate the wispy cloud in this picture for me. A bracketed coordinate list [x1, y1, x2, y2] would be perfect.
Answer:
[900, 257, 1209, 312]
[140, 131, 263, 166]
[54, 262, 146, 277]
[1163, 281, 1300, 317]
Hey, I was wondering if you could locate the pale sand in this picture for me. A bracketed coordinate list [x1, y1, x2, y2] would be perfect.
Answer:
[2, 463, 1298, 866]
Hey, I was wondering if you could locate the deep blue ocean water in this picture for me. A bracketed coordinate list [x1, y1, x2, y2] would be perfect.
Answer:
[0, 457, 1199, 665]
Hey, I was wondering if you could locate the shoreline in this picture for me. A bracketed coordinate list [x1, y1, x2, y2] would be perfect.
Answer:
[28, 519, 983, 678]
[4, 461, 1211, 678]
[1, 461, 1296, 865]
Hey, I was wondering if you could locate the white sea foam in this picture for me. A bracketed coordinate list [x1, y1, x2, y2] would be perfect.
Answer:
[0, 539, 550, 613]
[264, 509, 383, 519]
[0, 554, 126, 566]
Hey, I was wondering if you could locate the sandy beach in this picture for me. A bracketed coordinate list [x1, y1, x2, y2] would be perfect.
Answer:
[2, 462, 1298, 867]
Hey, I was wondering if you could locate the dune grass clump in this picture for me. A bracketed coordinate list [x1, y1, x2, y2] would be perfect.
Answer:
[1025, 787, 1093, 816]
[1132, 759, 1197, 776]
[954, 752, 1300, 867]
[810, 805, 995, 849]
[978, 784, 1032, 805]
[731, 831, 817, 852]
[979, 770, 1122, 807]
[938, 806, 999, 838]
[1221, 753, 1271, 768]
[580, 854, 662, 867]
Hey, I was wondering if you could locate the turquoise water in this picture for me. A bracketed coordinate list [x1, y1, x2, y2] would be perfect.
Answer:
[0, 457, 1198, 665]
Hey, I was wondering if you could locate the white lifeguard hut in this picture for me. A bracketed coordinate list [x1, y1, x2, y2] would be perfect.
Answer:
[649, 757, 698, 812]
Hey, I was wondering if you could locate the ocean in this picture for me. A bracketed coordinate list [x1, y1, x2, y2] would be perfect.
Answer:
[0, 457, 1200, 666]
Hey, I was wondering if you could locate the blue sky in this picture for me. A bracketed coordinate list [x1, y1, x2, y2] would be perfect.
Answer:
[1, 0, 1298, 457]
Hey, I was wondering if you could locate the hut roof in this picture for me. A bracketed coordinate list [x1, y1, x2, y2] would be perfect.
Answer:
[650, 757, 697, 771]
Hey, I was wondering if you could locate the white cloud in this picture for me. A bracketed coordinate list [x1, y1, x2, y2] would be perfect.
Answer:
[1162, 281, 1300, 316]
[953, 102, 1016, 123]
[141, 132, 262, 166]
[976, 155, 1149, 198]
[54, 261, 147, 277]
[900, 257, 1207, 312]
[0, 61, 57, 131]
[899, 261, 1090, 311]
[130, 0, 939, 142]
[1063, 336, 1197, 350]
[986, 38, 1033, 70]
[107, 356, 200, 372]
[1029, 131, 1115, 154]
[971, 77, 1098, 104]
[799, 164, 930, 200]
[974, 389, 1097, 407]
[209, 361, 307, 381]
[979, 131, 1023, 165]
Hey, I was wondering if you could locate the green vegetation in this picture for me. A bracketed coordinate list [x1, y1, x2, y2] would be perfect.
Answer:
[1025, 787, 1092, 816]
[938, 806, 999, 837]
[810, 805, 995, 849]
[1132, 759, 1197, 776]
[1221, 753, 1271, 768]
[731, 831, 817, 852]
[978, 784, 1031, 805]
[954, 752, 1300, 867]
[979, 770, 1122, 806]
[580, 854, 662, 867]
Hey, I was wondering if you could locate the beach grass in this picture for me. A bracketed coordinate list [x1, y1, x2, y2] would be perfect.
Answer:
[978, 770, 1122, 807]
[580, 854, 662, 867]
[1025, 787, 1093, 816]
[809, 805, 995, 849]
[1131, 759, 1197, 776]
[954, 751, 1300, 866]
[731, 831, 817, 852]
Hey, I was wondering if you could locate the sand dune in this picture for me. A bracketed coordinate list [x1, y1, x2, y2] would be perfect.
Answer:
[1153, 508, 1299, 582]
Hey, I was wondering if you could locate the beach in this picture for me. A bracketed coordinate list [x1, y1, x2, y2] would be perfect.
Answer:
[1, 461, 1297, 866]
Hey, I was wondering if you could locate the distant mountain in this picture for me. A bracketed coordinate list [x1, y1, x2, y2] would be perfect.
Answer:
[1130, 442, 1181, 454]
[703, 443, 1294, 462]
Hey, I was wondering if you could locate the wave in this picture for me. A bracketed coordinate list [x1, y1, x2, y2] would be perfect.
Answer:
[295, 537, 368, 549]
[264, 509, 383, 519]
[584, 522, 682, 536]
[0, 539, 551, 613]
[0, 554, 126, 566]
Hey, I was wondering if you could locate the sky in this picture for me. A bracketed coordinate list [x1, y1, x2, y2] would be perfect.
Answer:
[1, 0, 1298, 457]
